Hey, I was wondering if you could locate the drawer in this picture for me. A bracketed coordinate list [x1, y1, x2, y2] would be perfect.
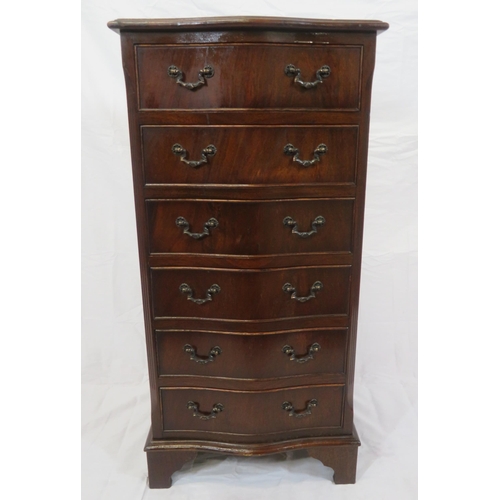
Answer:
[147, 199, 354, 256]
[142, 126, 358, 185]
[156, 328, 348, 379]
[151, 266, 351, 321]
[136, 44, 362, 110]
[160, 385, 344, 437]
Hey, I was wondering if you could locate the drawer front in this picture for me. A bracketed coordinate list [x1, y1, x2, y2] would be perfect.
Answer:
[136, 44, 362, 110]
[151, 266, 351, 321]
[142, 126, 358, 185]
[160, 385, 344, 436]
[147, 199, 354, 256]
[156, 328, 348, 379]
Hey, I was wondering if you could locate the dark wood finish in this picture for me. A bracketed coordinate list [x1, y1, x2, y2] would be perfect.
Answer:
[108, 16, 389, 34]
[156, 372, 345, 391]
[142, 125, 358, 185]
[145, 426, 360, 454]
[156, 328, 348, 379]
[147, 198, 354, 255]
[150, 265, 351, 320]
[137, 44, 362, 110]
[137, 109, 363, 125]
[153, 313, 350, 334]
[159, 385, 345, 439]
[146, 448, 196, 488]
[144, 425, 361, 487]
[144, 183, 357, 201]
[308, 444, 359, 484]
[149, 252, 353, 270]
[110, 16, 387, 487]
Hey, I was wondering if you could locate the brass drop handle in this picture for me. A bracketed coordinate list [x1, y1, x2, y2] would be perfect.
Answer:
[283, 281, 323, 302]
[187, 401, 224, 420]
[282, 399, 318, 418]
[179, 283, 221, 305]
[283, 216, 325, 238]
[284, 143, 328, 167]
[176, 216, 219, 240]
[282, 343, 321, 363]
[184, 344, 222, 364]
[284, 64, 331, 88]
[168, 64, 214, 90]
[172, 143, 217, 168]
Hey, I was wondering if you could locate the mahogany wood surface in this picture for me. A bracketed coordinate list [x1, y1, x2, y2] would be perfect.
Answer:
[308, 444, 359, 484]
[144, 426, 361, 488]
[141, 126, 358, 184]
[137, 44, 361, 110]
[155, 328, 348, 379]
[110, 15, 388, 487]
[146, 449, 196, 488]
[148, 252, 354, 271]
[143, 183, 357, 201]
[150, 265, 351, 320]
[152, 313, 351, 334]
[137, 110, 363, 125]
[147, 198, 354, 255]
[142, 125, 359, 185]
[160, 385, 345, 439]
[108, 16, 389, 33]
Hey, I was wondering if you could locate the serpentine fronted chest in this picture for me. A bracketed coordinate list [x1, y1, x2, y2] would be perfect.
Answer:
[108, 16, 388, 488]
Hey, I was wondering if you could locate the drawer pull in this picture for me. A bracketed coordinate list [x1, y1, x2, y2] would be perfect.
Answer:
[283, 215, 325, 238]
[282, 281, 323, 302]
[283, 143, 328, 167]
[184, 344, 222, 364]
[167, 64, 214, 90]
[187, 401, 224, 420]
[282, 399, 318, 418]
[284, 64, 331, 89]
[172, 143, 217, 168]
[282, 342, 321, 363]
[179, 283, 221, 305]
[175, 216, 219, 240]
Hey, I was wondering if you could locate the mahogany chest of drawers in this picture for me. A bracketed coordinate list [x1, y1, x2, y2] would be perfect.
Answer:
[108, 16, 388, 488]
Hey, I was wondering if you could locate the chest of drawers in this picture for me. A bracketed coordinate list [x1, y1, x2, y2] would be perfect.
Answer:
[108, 16, 388, 488]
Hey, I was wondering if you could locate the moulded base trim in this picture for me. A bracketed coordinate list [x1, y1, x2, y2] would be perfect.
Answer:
[144, 426, 360, 488]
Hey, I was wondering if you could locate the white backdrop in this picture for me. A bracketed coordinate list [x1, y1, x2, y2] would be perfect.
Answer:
[82, 1, 417, 499]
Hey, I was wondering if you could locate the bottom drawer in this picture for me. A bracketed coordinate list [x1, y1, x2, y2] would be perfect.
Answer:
[160, 385, 344, 440]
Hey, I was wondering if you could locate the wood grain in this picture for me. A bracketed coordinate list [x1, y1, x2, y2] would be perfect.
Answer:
[109, 16, 389, 34]
[150, 265, 351, 321]
[136, 44, 362, 110]
[111, 16, 388, 487]
[155, 328, 348, 379]
[146, 198, 354, 256]
[142, 125, 359, 185]
[160, 385, 344, 438]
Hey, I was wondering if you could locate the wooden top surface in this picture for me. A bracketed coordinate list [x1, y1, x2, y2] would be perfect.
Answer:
[107, 16, 389, 34]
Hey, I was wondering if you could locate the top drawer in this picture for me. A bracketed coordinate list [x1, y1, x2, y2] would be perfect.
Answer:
[136, 44, 362, 111]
